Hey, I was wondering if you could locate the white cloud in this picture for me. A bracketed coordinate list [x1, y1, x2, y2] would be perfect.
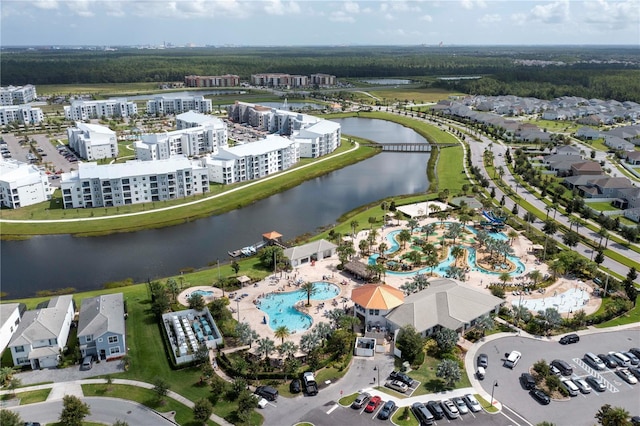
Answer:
[420, 14, 433, 22]
[510, 12, 527, 26]
[264, 0, 300, 15]
[479, 13, 501, 24]
[461, 0, 486, 10]
[384, 13, 395, 20]
[530, 0, 569, 24]
[66, 1, 95, 18]
[33, 0, 59, 10]
[329, 10, 355, 23]
[344, 1, 360, 14]
[583, 0, 640, 29]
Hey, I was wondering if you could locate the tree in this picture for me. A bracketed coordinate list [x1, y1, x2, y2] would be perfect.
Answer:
[562, 231, 580, 248]
[475, 314, 494, 336]
[0, 366, 17, 387]
[113, 421, 129, 426]
[528, 270, 543, 289]
[59, 395, 91, 426]
[193, 398, 213, 424]
[153, 377, 170, 403]
[542, 220, 558, 260]
[236, 389, 259, 424]
[398, 229, 412, 249]
[274, 325, 291, 345]
[256, 337, 276, 360]
[499, 272, 512, 287]
[0, 409, 22, 426]
[395, 325, 424, 363]
[350, 219, 359, 236]
[594, 249, 605, 266]
[300, 332, 321, 355]
[188, 293, 206, 311]
[231, 260, 240, 276]
[537, 308, 562, 334]
[166, 278, 179, 303]
[436, 359, 461, 387]
[259, 246, 284, 270]
[300, 281, 317, 306]
[433, 328, 458, 354]
[451, 245, 465, 267]
[524, 212, 537, 233]
[236, 322, 259, 348]
[595, 404, 631, 426]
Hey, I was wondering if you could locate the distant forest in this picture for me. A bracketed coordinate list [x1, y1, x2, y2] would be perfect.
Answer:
[2, 45, 639, 101]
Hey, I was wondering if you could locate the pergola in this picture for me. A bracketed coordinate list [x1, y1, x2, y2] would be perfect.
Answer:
[237, 275, 251, 286]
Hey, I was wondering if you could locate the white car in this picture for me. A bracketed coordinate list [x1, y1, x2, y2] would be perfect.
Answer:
[463, 394, 482, 413]
[385, 379, 409, 393]
[573, 378, 592, 394]
[616, 369, 638, 385]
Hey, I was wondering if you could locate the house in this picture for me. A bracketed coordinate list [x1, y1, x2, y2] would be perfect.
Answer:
[570, 161, 603, 176]
[578, 177, 634, 198]
[625, 151, 640, 165]
[616, 187, 640, 209]
[8, 295, 74, 369]
[624, 208, 640, 223]
[555, 145, 582, 156]
[351, 284, 405, 335]
[77, 293, 126, 361]
[283, 239, 337, 267]
[0, 303, 24, 354]
[563, 174, 606, 190]
[575, 127, 601, 140]
[577, 115, 603, 126]
[384, 278, 503, 338]
[604, 136, 634, 152]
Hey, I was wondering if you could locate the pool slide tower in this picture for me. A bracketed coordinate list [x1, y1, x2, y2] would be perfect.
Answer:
[481, 210, 506, 228]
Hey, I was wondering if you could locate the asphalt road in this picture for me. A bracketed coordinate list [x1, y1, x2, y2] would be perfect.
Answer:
[475, 329, 640, 426]
[7, 397, 177, 426]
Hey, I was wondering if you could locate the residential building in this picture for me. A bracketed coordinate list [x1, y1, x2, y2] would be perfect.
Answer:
[67, 122, 118, 161]
[0, 159, 52, 209]
[604, 135, 634, 152]
[293, 119, 341, 158]
[136, 123, 227, 161]
[624, 207, 640, 223]
[625, 151, 640, 165]
[146, 96, 212, 115]
[0, 85, 37, 106]
[0, 303, 24, 355]
[8, 295, 74, 369]
[203, 134, 299, 184]
[77, 293, 126, 361]
[64, 99, 138, 121]
[250, 73, 309, 87]
[0, 104, 44, 126]
[578, 177, 634, 198]
[616, 187, 640, 210]
[310, 74, 337, 86]
[60, 157, 209, 209]
[555, 145, 582, 156]
[384, 278, 503, 337]
[283, 239, 337, 267]
[176, 111, 225, 130]
[351, 284, 404, 333]
[570, 161, 603, 176]
[575, 127, 601, 140]
[184, 74, 240, 87]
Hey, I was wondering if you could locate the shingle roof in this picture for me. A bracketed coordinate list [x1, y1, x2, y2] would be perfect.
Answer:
[8, 296, 73, 347]
[77, 293, 125, 338]
[284, 239, 337, 261]
[350, 284, 404, 310]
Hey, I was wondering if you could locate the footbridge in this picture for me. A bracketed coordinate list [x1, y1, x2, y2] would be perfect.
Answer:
[363, 142, 458, 152]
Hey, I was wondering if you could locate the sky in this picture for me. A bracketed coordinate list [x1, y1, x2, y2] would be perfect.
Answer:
[1, 0, 639, 46]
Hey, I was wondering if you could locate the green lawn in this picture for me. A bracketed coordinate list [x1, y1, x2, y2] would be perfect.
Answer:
[595, 296, 640, 328]
[437, 145, 467, 193]
[338, 392, 358, 406]
[475, 394, 498, 413]
[585, 201, 619, 212]
[391, 405, 419, 426]
[404, 355, 471, 397]
[0, 388, 50, 404]
[523, 118, 581, 134]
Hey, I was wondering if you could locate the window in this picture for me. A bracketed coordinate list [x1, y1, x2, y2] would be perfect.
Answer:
[108, 335, 119, 344]
[14, 345, 24, 353]
[109, 347, 121, 355]
[86, 335, 92, 342]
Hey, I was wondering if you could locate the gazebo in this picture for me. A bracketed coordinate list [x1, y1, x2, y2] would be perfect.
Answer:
[237, 275, 251, 287]
[344, 260, 374, 281]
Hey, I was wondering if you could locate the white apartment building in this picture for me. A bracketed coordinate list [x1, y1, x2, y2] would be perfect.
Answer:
[0, 85, 37, 105]
[64, 99, 138, 121]
[0, 159, 52, 209]
[8, 295, 74, 369]
[227, 102, 341, 158]
[185, 74, 240, 87]
[203, 134, 299, 184]
[146, 96, 212, 115]
[0, 104, 44, 126]
[0, 303, 22, 355]
[60, 157, 209, 209]
[135, 124, 227, 161]
[67, 122, 118, 161]
[176, 111, 224, 130]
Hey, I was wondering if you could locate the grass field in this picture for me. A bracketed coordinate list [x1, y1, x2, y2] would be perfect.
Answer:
[585, 201, 618, 212]
[1, 388, 51, 404]
[367, 88, 464, 105]
[38, 83, 162, 96]
[523, 118, 581, 134]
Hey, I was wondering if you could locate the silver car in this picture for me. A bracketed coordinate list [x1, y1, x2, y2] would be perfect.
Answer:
[452, 396, 469, 414]
[463, 394, 482, 413]
[573, 378, 592, 394]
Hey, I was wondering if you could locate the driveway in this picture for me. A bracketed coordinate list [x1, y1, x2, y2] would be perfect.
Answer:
[16, 359, 124, 385]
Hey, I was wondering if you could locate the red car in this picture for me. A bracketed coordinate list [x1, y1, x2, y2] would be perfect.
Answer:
[364, 395, 382, 413]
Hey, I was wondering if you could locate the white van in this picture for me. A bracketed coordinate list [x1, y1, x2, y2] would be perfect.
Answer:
[610, 351, 630, 367]
[561, 379, 579, 397]
[504, 351, 522, 369]
[477, 366, 486, 380]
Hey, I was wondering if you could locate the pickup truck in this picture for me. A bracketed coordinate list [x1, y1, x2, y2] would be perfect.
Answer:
[303, 371, 319, 396]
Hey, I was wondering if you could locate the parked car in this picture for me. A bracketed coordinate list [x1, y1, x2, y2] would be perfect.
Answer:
[463, 394, 482, 413]
[629, 348, 640, 359]
[629, 367, 640, 380]
[616, 368, 638, 385]
[476, 366, 486, 380]
[584, 352, 606, 370]
[426, 400, 445, 419]
[351, 392, 370, 409]
[504, 350, 522, 369]
[385, 379, 409, 393]
[549, 364, 561, 376]
[411, 402, 435, 426]
[599, 353, 619, 368]
[623, 351, 640, 366]
[561, 378, 579, 396]
[520, 372, 536, 390]
[529, 389, 551, 405]
[551, 359, 573, 376]
[289, 379, 301, 394]
[610, 351, 631, 367]
[377, 400, 397, 420]
[81, 355, 93, 371]
[364, 395, 382, 413]
[254, 386, 278, 401]
[440, 399, 459, 419]
[477, 353, 488, 368]
[390, 371, 416, 387]
[559, 333, 580, 344]
[573, 378, 592, 394]
[452, 396, 469, 415]
[585, 375, 607, 392]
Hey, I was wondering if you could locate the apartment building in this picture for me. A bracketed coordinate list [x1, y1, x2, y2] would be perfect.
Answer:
[0, 104, 44, 126]
[203, 134, 299, 184]
[60, 157, 209, 209]
[67, 122, 118, 161]
[0, 85, 37, 106]
[293, 119, 341, 158]
[310, 74, 337, 86]
[176, 110, 224, 130]
[0, 159, 51, 209]
[146, 96, 212, 115]
[135, 123, 227, 161]
[64, 99, 138, 121]
[250, 73, 309, 88]
[184, 74, 240, 87]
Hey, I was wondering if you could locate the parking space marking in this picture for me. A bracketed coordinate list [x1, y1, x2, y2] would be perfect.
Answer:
[326, 404, 339, 414]
[503, 404, 532, 426]
[572, 357, 619, 393]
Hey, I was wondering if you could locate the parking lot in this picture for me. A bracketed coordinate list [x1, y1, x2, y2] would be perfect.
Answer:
[475, 329, 640, 426]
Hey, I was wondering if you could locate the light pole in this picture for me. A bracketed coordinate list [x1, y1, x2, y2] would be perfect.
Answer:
[236, 298, 240, 322]
[373, 365, 380, 387]
[491, 380, 499, 406]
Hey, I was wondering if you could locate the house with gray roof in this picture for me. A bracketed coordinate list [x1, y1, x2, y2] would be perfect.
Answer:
[578, 177, 634, 198]
[575, 127, 601, 140]
[625, 151, 640, 165]
[604, 135, 634, 152]
[77, 293, 127, 361]
[555, 145, 582, 156]
[284, 239, 337, 268]
[616, 187, 640, 210]
[1, 303, 24, 355]
[624, 207, 640, 223]
[8, 295, 74, 369]
[563, 174, 606, 190]
[384, 278, 503, 337]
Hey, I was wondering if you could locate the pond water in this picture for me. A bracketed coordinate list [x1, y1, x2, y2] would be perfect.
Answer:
[360, 79, 413, 85]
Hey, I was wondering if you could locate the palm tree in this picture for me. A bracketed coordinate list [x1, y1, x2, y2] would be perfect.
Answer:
[277, 341, 297, 359]
[350, 220, 359, 237]
[300, 282, 317, 307]
[528, 270, 543, 289]
[274, 325, 290, 345]
[398, 229, 412, 249]
[300, 333, 321, 355]
[407, 218, 419, 234]
[400, 281, 417, 295]
[256, 337, 276, 360]
[429, 204, 441, 218]
[422, 223, 435, 243]
[475, 314, 494, 336]
[507, 229, 518, 246]
[359, 239, 369, 256]
[523, 212, 537, 234]
[446, 222, 464, 245]
[405, 250, 422, 266]
[451, 245, 465, 267]
[542, 220, 558, 260]
[378, 242, 388, 256]
[499, 272, 512, 287]
[437, 211, 448, 228]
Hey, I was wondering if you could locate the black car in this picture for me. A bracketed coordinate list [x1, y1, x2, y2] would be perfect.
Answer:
[529, 389, 551, 405]
[551, 359, 573, 376]
[629, 367, 640, 380]
[477, 353, 488, 368]
[629, 348, 640, 359]
[411, 402, 435, 426]
[426, 400, 445, 420]
[559, 333, 579, 345]
[389, 371, 415, 387]
[520, 372, 536, 390]
[254, 385, 278, 401]
[289, 379, 301, 393]
[585, 375, 607, 392]
[599, 353, 619, 368]
[377, 400, 397, 420]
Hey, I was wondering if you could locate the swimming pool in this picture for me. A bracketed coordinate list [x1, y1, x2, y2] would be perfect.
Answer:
[257, 282, 340, 332]
[191, 289, 214, 297]
[511, 287, 590, 313]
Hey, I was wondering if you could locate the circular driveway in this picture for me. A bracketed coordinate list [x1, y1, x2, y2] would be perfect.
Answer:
[475, 329, 640, 426]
